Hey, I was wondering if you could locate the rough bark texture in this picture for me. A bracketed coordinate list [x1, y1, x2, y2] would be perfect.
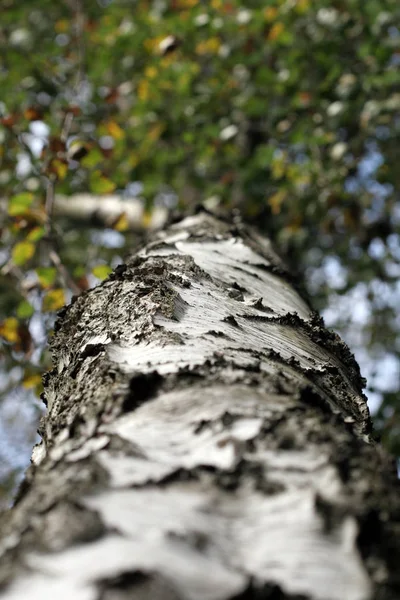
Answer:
[0, 212, 399, 600]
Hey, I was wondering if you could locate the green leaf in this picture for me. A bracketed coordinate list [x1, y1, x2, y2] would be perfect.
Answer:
[36, 267, 57, 289]
[12, 241, 35, 266]
[16, 300, 34, 319]
[27, 226, 45, 242]
[92, 264, 112, 280]
[81, 148, 104, 168]
[8, 193, 34, 216]
[89, 171, 116, 194]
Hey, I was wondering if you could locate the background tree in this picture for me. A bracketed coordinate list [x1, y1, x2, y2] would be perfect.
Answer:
[0, 0, 400, 505]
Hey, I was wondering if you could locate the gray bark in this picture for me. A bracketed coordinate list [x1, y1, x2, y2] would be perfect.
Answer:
[0, 212, 399, 600]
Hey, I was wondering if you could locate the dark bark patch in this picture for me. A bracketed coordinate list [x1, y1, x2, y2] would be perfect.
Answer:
[36, 501, 106, 552]
[194, 419, 212, 434]
[227, 287, 245, 301]
[216, 459, 285, 495]
[239, 314, 273, 322]
[206, 330, 233, 340]
[357, 509, 383, 556]
[97, 570, 183, 600]
[222, 315, 241, 328]
[110, 263, 128, 279]
[107, 435, 146, 458]
[69, 343, 106, 380]
[299, 385, 333, 416]
[231, 580, 307, 599]
[122, 372, 164, 413]
[231, 281, 248, 294]
[314, 493, 347, 534]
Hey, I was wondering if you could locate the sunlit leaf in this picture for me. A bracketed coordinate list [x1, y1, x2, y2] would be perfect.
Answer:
[268, 23, 284, 41]
[106, 121, 125, 140]
[264, 7, 278, 22]
[92, 264, 112, 280]
[195, 37, 221, 55]
[0, 317, 19, 343]
[8, 193, 34, 216]
[12, 241, 35, 266]
[137, 79, 150, 101]
[49, 158, 68, 180]
[42, 288, 66, 312]
[27, 226, 45, 242]
[141, 210, 153, 229]
[16, 300, 34, 319]
[112, 212, 129, 231]
[81, 148, 103, 168]
[22, 372, 42, 389]
[55, 19, 69, 32]
[268, 190, 287, 215]
[89, 171, 116, 194]
[295, 0, 310, 13]
[36, 267, 57, 289]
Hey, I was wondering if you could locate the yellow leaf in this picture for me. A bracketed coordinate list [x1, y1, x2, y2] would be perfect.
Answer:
[148, 122, 165, 142]
[50, 158, 68, 181]
[268, 22, 284, 41]
[268, 190, 287, 215]
[55, 19, 69, 32]
[141, 210, 153, 229]
[12, 241, 35, 266]
[128, 152, 140, 168]
[138, 80, 149, 101]
[295, 0, 310, 13]
[264, 7, 278, 22]
[175, 0, 198, 6]
[22, 373, 42, 389]
[195, 37, 221, 55]
[271, 156, 286, 180]
[145, 66, 158, 79]
[106, 121, 125, 140]
[285, 219, 303, 234]
[0, 317, 19, 343]
[113, 212, 129, 232]
[144, 36, 165, 52]
[42, 288, 66, 312]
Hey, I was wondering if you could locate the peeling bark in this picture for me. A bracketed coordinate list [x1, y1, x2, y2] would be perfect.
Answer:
[0, 212, 399, 600]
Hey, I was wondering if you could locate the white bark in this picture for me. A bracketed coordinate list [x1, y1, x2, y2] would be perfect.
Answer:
[0, 212, 399, 600]
[1, 194, 167, 229]
[53, 194, 167, 229]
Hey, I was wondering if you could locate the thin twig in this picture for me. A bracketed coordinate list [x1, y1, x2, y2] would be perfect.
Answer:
[43, 0, 86, 297]
[48, 250, 81, 296]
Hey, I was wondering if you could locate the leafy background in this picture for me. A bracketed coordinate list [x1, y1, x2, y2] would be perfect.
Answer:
[1, 0, 399, 506]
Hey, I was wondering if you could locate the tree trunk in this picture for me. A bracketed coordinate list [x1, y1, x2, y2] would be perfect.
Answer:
[0, 212, 399, 600]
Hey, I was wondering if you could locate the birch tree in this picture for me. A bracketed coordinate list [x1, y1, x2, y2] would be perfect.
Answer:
[1, 211, 399, 600]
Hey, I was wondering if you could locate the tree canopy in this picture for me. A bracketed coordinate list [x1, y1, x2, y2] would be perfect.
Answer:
[1, 0, 399, 503]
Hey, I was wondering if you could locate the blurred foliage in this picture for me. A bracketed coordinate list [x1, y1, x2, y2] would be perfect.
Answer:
[1, 0, 400, 505]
